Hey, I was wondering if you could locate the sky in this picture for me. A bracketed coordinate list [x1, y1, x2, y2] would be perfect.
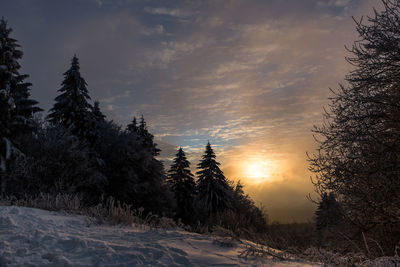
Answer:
[1, 0, 382, 222]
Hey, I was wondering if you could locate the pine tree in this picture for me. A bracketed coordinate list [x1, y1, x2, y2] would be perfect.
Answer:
[127, 116, 138, 133]
[214, 180, 267, 233]
[92, 101, 105, 122]
[139, 114, 146, 134]
[97, 120, 174, 214]
[315, 192, 342, 230]
[0, 18, 41, 172]
[167, 147, 196, 223]
[196, 142, 231, 217]
[135, 115, 160, 156]
[47, 56, 96, 143]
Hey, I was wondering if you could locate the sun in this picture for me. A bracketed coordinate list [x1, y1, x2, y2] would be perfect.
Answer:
[244, 160, 270, 181]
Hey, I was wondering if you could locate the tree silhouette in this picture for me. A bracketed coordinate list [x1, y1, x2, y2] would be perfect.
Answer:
[0, 18, 41, 173]
[196, 142, 231, 217]
[47, 56, 97, 144]
[167, 147, 196, 223]
[315, 192, 342, 230]
[92, 101, 106, 122]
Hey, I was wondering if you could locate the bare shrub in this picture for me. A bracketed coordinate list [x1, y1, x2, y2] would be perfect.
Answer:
[86, 196, 138, 225]
[211, 226, 242, 248]
[303, 247, 367, 266]
[0, 193, 83, 213]
[264, 222, 318, 255]
[302, 247, 400, 267]
[238, 242, 293, 262]
[0, 194, 177, 231]
[84, 196, 178, 230]
[184, 221, 210, 234]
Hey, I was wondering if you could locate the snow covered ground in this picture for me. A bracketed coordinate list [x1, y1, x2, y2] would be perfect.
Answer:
[0, 206, 320, 266]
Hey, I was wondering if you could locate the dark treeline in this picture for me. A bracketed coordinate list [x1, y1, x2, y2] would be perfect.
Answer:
[0, 18, 267, 233]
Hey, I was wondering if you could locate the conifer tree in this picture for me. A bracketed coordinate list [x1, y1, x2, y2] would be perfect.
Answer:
[136, 115, 160, 156]
[92, 101, 105, 122]
[315, 192, 342, 230]
[139, 115, 146, 133]
[196, 142, 231, 217]
[0, 18, 41, 172]
[98, 120, 174, 214]
[127, 116, 138, 133]
[216, 180, 267, 233]
[47, 56, 96, 143]
[167, 147, 196, 223]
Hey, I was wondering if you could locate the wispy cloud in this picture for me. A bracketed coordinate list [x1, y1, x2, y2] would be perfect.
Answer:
[144, 7, 192, 18]
[317, 0, 352, 7]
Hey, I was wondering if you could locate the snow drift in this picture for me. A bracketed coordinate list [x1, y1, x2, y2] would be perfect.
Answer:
[0, 206, 319, 266]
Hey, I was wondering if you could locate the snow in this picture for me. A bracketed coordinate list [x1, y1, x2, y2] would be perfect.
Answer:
[0, 206, 320, 266]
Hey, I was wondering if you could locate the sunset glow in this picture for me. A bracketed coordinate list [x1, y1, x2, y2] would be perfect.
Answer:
[243, 159, 271, 183]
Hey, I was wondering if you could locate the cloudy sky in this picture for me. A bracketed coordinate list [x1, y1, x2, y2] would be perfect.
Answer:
[1, 0, 381, 222]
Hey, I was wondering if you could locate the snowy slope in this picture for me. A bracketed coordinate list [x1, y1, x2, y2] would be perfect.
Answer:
[0, 206, 320, 266]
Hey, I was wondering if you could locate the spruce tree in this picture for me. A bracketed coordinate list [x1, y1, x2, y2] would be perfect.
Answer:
[127, 116, 138, 133]
[98, 120, 173, 214]
[315, 192, 342, 230]
[0, 18, 41, 172]
[47, 55, 96, 143]
[167, 147, 196, 223]
[139, 114, 146, 134]
[217, 180, 267, 233]
[92, 101, 105, 122]
[136, 115, 160, 156]
[196, 142, 231, 217]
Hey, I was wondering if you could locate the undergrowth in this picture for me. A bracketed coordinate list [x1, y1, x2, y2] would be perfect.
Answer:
[0, 193, 179, 230]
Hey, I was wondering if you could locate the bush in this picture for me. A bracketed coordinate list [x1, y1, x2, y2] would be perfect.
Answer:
[3, 124, 107, 204]
[264, 222, 318, 254]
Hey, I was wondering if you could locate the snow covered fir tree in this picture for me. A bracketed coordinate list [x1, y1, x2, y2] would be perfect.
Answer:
[167, 147, 196, 224]
[196, 142, 232, 219]
[0, 17, 41, 176]
[47, 55, 97, 145]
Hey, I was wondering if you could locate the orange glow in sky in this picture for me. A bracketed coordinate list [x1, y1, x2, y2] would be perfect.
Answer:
[242, 159, 273, 184]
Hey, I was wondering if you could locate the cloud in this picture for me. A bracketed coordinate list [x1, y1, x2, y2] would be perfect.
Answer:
[144, 7, 192, 18]
[95, 0, 103, 7]
[317, 0, 352, 7]
[142, 25, 165, 35]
